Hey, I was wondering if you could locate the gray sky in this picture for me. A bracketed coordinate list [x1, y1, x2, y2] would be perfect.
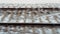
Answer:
[0, 0, 60, 4]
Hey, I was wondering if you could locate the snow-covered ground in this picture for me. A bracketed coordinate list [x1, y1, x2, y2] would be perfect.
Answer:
[0, 3, 60, 8]
[0, 0, 60, 4]
[0, 0, 60, 8]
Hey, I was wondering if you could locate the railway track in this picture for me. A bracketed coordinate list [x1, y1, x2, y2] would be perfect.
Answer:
[0, 3, 60, 34]
[0, 25, 60, 34]
[0, 8, 60, 23]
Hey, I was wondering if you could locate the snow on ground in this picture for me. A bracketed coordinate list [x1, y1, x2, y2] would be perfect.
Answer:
[0, 0, 60, 4]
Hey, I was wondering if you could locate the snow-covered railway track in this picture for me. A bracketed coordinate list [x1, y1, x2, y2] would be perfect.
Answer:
[0, 25, 60, 34]
[0, 9, 60, 23]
